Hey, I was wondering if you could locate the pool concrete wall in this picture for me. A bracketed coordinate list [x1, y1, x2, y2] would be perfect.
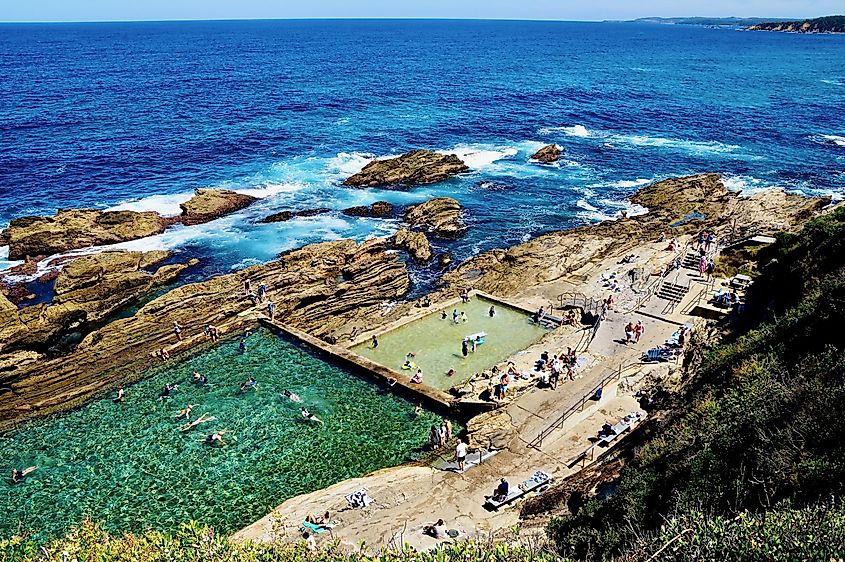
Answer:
[260, 318, 498, 419]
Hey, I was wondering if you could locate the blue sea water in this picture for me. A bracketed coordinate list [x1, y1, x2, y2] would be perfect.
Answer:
[1, 20, 844, 279]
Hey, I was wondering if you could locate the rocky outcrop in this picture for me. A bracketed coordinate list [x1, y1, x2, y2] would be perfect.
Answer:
[260, 208, 331, 223]
[0, 250, 198, 357]
[52, 250, 197, 323]
[404, 197, 466, 236]
[342, 201, 395, 218]
[531, 144, 563, 163]
[180, 189, 258, 226]
[342, 150, 469, 187]
[2, 209, 170, 260]
[444, 174, 834, 296]
[747, 16, 845, 33]
[0, 239, 410, 430]
[391, 228, 432, 262]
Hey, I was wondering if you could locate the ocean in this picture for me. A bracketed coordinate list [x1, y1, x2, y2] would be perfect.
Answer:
[1, 19, 843, 281]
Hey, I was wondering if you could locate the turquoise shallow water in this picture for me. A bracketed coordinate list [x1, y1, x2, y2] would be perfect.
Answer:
[0, 330, 442, 539]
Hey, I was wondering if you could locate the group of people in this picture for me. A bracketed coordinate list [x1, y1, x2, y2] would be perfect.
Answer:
[623, 320, 646, 344]
[428, 420, 453, 450]
[536, 349, 577, 389]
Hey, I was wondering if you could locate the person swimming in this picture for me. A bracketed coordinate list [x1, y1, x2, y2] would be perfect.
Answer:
[193, 371, 209, 386]
[159, 383, 178, 400]
[10, 466, 37, 483]
[283, 389, 303, 403]
[239, 377, 258, 392]
[113, 387, 125, 403]
[180, 413, 215, 432]
[301, 407, 323, 424]
[177, 404, 197, 419]
[203, 430, 226, 445]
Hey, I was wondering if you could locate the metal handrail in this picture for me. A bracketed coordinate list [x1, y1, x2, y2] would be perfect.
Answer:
[527, 361, 642, 450]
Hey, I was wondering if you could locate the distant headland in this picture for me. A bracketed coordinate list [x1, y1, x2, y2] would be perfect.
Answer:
[625, 15, 845, 34]
[746, 15, 845, 33]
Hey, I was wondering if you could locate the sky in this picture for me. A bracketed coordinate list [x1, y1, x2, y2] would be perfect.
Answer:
[0, 0, 839, 23]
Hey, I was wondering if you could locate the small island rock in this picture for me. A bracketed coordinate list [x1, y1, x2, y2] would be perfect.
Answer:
[391, 228, 433, 263]
[530, 144, 563, 163]
[404, 197, 466, 237]
[342, 150, 469, 188]
[342, 201, 395, 218]
[180, 189, 258, 226]
[2, 209, 170, 260]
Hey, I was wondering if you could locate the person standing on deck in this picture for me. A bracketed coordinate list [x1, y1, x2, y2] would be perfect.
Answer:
[634, 320, 645, 343]
[455, 438, 468, 472]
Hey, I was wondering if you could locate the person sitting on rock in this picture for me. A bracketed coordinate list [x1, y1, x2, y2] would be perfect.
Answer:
[411, 370, 424, 384]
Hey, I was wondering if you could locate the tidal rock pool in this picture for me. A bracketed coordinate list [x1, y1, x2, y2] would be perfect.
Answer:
[0, 329, 441, 539]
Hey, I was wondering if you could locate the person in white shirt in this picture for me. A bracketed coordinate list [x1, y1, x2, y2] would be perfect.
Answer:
[455, 438, 468, 472]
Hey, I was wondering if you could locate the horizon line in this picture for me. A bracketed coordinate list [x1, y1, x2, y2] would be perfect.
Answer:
[0, 15, 818, 25]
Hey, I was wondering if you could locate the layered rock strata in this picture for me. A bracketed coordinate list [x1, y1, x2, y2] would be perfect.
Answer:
[0, 239, 410, 431]
[342, 150, 469, 187]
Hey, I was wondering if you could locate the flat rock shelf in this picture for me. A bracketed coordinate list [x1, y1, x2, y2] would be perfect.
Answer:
[0, 329, 443, 540]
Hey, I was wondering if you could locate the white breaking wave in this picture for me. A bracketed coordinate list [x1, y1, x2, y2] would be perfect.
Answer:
[818, 134, 845, 147]
[440, 144, 519, 170]
[618, 134, 740, 155]
[107, 192, 193, 216]
[609, 178, 652, 189]
[821, 79, 844, 86]
[539, 124, 593, 138]
[539, 124, 741, 156]
[576, 199, 599, 212]
[326, 151, 379, 177]
[722, 175, 766, 193]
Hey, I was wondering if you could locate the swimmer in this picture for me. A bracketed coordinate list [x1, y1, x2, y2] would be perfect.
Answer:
[460, 311, 468, 323]
[113, 387, 125, 403]
[301, 407, 324, 425]
[180, 413, 215, 431]
[177, 404, 197, 419]
[386, 377, 397, 388]
[239, 338, 247, 352]
[402, 359, 414, 370]
[203, 430, 227, 446]
[283, 389, 303, 403]
[159, 383, 178, 400]
[446, 369, 455, 377]
[371, 335, 379, 349]
[414, 403, 423, 416]
[406, 352, 417, 358]
[239, 377, 258, 392]
[489, 305, 496, 318]
[441, 311, 448, 320]
[10, 466, 37, 483]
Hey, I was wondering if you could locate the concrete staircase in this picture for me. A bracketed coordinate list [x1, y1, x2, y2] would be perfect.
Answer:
[657, 281, 689, 305]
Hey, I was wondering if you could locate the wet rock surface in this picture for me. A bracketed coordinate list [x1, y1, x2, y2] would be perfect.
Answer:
[342, 150, 469, 187]
[404, 197, 466, 237]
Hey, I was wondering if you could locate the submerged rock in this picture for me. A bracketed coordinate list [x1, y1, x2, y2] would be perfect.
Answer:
[180, 189, 258, 226]
[342, 150, 469, 187]
[261, 208, 331, 223]
[342, 201, 395, 218]
[530, 144, 563, 163]
[391, 228, 432, 262]
[404, 197, 466, 237]
[2, 209, 171, 260]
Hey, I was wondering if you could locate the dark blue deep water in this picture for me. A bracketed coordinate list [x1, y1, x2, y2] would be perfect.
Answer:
[1, 20, 844, 277]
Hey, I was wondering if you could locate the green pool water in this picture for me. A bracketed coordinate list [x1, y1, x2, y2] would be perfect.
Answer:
[352, 296, 548, 389]
[0, 330, 443, 540]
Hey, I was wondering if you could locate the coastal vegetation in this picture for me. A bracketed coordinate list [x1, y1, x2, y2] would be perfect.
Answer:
[747, 15, 845, 33]
[548, 206, 845, 559]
